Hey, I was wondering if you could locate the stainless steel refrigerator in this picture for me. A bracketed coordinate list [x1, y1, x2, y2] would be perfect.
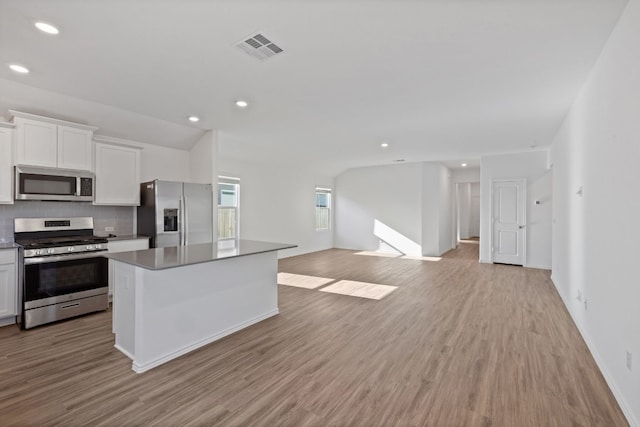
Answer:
[137, 180, 213, 248]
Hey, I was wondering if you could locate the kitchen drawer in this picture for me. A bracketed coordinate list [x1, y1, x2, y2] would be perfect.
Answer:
[0, 250, 16, 264]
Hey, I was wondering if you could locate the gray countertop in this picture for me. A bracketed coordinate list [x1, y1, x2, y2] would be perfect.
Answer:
[105, 235, 151, 242]
[0, 242, 19, 250]
[106, 239, 297, 270]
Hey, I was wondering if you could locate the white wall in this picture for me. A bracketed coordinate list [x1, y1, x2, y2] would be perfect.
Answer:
[469, 183, 480, 237]
[458, 183, 472, 239]
[189, 130, 217, 184]
[458, 182, 480, 240]
[479, 151, 552, 268]
[439, 165, 455, 254]
[218, 158, 334, 258]
[139, 142, 191, 183]
[120, 132, 216, 184]
[421, 162, 454, 256]
[452, 167, 480, 183]
[527, 170, 552, 269]
[550, 0, 640, 423]
[335, 163, 423, 256]
[335, 162, 453, 257]
[189, 130, 219, 241]
[453, 167, 480, 242]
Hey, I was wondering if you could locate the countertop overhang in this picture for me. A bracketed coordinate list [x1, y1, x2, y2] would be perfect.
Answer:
[106, 239, 296, 270]
[105, 235, 150, 242]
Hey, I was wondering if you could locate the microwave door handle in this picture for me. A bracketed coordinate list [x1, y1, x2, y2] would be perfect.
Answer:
[76, 176, 81, 196]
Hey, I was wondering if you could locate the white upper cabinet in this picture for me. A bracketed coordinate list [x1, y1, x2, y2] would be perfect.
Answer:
[57, 125, 94, 170]
[11, 111, 97, 171]
[94, 140, 141, 206]
[15, 118, 57, 168]
[0, 124, 14, 204]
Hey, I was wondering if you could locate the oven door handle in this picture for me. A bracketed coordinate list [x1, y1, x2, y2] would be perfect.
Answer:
[24, 251, 107, 265]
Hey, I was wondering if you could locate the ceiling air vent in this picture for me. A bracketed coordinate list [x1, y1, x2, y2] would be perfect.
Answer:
[235, 33, 284, 61]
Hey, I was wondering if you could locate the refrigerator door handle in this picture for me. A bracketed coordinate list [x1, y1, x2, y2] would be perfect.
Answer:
[179, 197, 185, 246]
[184, 196, 189, 246]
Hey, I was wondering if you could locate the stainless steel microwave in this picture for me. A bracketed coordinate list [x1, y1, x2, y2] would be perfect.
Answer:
[15, 165, 94, 201]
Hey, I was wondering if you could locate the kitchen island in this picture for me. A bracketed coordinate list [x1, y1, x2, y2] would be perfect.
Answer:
[107, 239, 296, 373]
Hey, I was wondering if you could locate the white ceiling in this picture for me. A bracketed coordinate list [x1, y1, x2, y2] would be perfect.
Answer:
[0, 0, 629, 175]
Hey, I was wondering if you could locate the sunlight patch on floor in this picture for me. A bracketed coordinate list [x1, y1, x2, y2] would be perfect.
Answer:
[277, 272, 335, 289]
[459, 239, 480, 245]
[319, 280, 397, 300]
[400, 255, 442, 262]
[355, 251, 441, 262]
[354, 251, 401, 258]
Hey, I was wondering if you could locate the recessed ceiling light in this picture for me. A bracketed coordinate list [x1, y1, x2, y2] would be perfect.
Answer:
[461, 163, 468, 167]
[380, 143, 389, 148]
[235, 100, 248, 108]
[9, 64, 29, 74]
[35, 22, 59, 35]
[188, 116, 200, 122]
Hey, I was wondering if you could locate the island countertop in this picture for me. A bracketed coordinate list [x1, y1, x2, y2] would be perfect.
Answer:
[106, 239, 296, 270]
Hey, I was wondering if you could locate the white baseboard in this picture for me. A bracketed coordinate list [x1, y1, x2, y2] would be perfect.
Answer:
[0, 316, 16, 327]
[114, 344, 134, 361]
[550, 276, 638, 427]
[131, 309, 280, 374]
[523, 263, 551, 270]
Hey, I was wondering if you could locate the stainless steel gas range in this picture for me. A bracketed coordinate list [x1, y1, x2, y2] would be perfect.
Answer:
[14, 217, 109, 329]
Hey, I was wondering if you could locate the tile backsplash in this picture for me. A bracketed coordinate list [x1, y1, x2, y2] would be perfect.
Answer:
[0, 201, 134, 242]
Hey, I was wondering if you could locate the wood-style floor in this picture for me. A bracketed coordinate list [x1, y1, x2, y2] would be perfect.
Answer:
[0, 242, 628, 426]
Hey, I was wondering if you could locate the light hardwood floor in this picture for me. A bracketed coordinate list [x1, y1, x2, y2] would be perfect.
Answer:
[0, 243, 628, 426]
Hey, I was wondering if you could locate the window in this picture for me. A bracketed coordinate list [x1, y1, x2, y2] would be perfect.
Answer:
[218, 177, 240, 240]
[315, 187, 331, 230]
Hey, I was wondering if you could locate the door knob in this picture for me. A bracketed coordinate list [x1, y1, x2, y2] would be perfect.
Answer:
[518, 225, 526, 229]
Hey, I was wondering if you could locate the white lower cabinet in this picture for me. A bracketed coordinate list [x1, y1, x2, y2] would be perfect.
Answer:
[107, 238, 149, 299]
[0, 249, 17, 326]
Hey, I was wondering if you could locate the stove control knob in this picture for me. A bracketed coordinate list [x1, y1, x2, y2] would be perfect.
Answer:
[68, 247, 75, 252]
[36, 249, 44, 255]
[47, 249, 55, 254]
[86, 245, 94, 250]
[95, 244, 103, 250]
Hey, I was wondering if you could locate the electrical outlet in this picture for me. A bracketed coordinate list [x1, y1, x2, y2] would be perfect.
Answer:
[105, 226, 114, 232]
[626, 352, 633, 371]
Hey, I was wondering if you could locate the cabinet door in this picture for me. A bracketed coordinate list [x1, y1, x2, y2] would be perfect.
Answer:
[57, 125, 94, 171]
[0, 127, 13, 204]
[94, 143, 141, 205]
[0, 260, 16, 319]
[14, 117, 57, 167]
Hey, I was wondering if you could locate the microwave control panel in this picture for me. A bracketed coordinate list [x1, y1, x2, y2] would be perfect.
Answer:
[80, 177, 93, 196]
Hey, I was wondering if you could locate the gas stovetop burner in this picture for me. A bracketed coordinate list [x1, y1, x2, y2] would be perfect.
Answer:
[14, 217, 109, 258]
[17, 235, 109, 249]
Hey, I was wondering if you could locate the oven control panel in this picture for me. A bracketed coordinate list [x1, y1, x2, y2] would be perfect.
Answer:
[24, 244, 107, 258]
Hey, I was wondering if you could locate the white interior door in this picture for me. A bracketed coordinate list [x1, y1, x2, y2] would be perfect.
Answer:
[492, 179, 525, 265]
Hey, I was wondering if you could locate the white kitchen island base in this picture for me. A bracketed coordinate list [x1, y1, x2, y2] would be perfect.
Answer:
[110, 240, 294, 373]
